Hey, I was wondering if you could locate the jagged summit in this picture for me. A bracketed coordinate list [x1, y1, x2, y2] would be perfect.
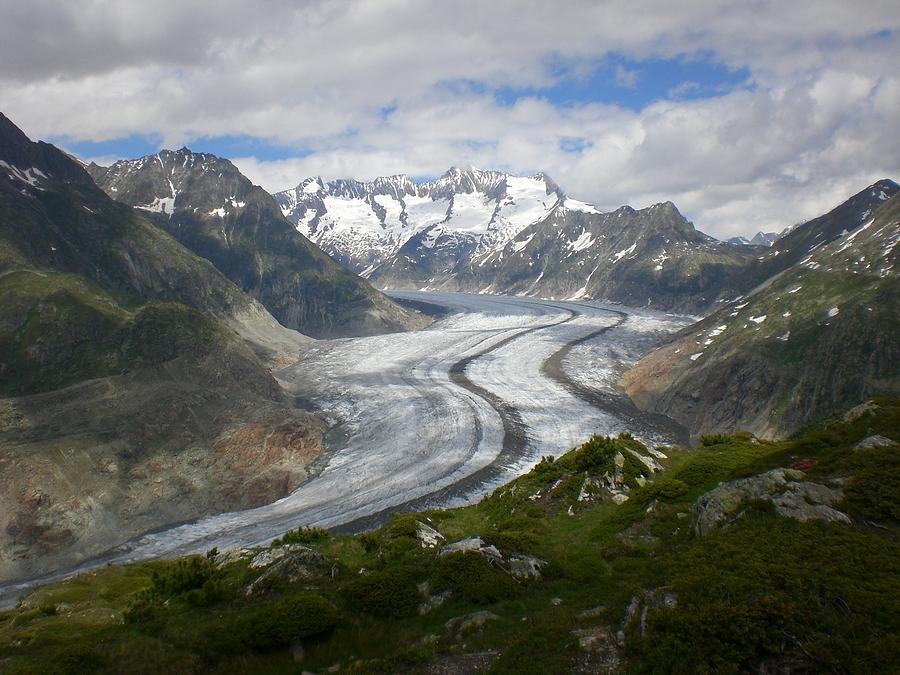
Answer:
[87, 147, 427, 338]
[274, 167, 567, 274]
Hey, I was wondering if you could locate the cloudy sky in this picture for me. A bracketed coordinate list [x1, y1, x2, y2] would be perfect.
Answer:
[2, 0, 898, 238]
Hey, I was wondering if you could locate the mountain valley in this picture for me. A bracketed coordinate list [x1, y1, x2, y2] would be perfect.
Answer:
[0, 114, 897, 675]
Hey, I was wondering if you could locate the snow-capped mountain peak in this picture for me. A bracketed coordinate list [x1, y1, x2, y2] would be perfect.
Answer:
[274, 168, 564, 272]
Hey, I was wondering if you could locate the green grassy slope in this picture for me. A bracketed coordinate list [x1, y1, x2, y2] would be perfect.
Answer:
[2, 399, 897, 674]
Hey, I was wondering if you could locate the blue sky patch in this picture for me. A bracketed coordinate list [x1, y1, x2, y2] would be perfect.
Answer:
[495, 52, 751, 110]
[559, 136, 591, 153]
[53, 133, 163, 162]
[56, 52, 750, 164]
[186, 134, 309, 161]
[55, 132, 309, 164]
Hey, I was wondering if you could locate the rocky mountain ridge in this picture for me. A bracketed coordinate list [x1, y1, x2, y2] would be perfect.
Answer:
[88, 149, 427, 338]
[623, 181, 900, 438]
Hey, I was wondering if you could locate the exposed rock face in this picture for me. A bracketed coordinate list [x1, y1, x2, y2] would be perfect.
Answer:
[853, 434, 897, 451]
[506, 555, 545, 580]
[691, 468, 851, 536]
[437, 537, 545, 579]
[572, 624, 623, 674]
[88, 148, 427, 338]
[245, 544, 329, 596]
[438, 537, 502, 562]
[0, 357, 327, 581]
[444, 610, 499, 635]
[623, 587, 679, 637]
[623, 186, 900, 439]
[415, 521, 446, 549]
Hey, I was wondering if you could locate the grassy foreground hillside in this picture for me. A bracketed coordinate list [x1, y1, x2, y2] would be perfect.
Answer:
[1, 399, 898, 674]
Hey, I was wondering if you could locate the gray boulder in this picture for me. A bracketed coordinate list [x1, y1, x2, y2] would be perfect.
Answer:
[245, 544, 328, 596]
[445, 610, 499, 635]
[623, 587, 678, 636]
[438, 537, 502, 562]
[415, 520, 446, 549]
[853, 434, 896, 451]
[507, 555, 545, 580]
[692, 468, 850, 536]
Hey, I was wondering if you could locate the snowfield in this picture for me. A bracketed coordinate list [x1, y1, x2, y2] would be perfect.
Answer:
[0, 292, 689, 604]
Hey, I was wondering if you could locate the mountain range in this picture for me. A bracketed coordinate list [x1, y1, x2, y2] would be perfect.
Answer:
[276, 168, 760, 313]
[727, 230, 784, 246]
[2, 104, 898, 586]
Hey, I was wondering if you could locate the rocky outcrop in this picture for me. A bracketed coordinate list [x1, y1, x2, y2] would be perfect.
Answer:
[438, 537, 502, 561]
[623, 587, 679, 637]
[0, 366, 326, 581]
[438, 537, 546, 580]
[853, 435, 897, 451]
[692, 468, 851, 536]
[245, 544, 329, 596]
[415, 521, 446, 549]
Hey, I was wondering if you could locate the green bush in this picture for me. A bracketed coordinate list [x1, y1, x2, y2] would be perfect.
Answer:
[630, 516, 900, 672]
[532, 455, 562, 480]
[842, 447, 900, 522]
[572, 435, 619, 474]
[482, 530, 539, 555]
[272, 526, 330, 546]
[124, 554, 224, 623]
[235, 593, 337, 649]
[340, 566, 422, 618]
[151, 555, 221, 598]
[431, 552, 516, 605]
[644, 478, 689, 501]
[383, 513, 421, 539]
[490, 609, 578, 674]
[700, 433, 731, 447]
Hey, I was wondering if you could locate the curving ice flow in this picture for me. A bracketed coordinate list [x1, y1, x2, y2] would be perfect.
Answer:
[0, 292, 690, 606]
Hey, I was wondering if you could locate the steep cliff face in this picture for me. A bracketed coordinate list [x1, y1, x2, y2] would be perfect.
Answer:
[622, 188, 900, 439]
[0, 113, 325, 580]
[88, 149, 427, 338]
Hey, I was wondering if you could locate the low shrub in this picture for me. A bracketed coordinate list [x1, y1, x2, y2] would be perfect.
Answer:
[533, 455, 558, 476]
[272, 526, 330, 546]
[572, 435, 619, 474]
[340, 566, 422, 618]
[490, 609, 578, 674]
[482, 530, 539, 555]
[644, 478, 689, 501]
[700, 433, 730, 446]
[431, 551, 517, 605]
[124, 554, 224, 623]
[841, 447, 900, 522]
[235, 592, 338, 649]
